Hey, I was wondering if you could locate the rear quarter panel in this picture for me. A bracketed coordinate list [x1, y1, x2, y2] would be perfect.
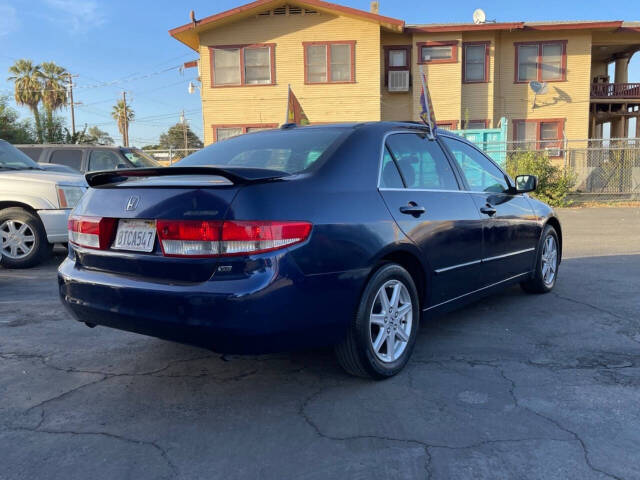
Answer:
[227, 126, 414, 276]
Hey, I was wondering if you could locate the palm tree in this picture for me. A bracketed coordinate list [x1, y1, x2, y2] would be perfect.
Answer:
[8, 59, 43, 142]
[40, 61, 68, 142]
[111, 99, 134, 146]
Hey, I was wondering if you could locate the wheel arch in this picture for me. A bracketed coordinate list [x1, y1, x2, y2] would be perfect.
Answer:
[0, 201, 39, 216]
[373, 247, 428, 308]
[545, 216, 562, 263]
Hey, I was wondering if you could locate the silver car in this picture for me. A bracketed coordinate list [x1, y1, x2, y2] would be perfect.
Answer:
[0, 140, 86, 268]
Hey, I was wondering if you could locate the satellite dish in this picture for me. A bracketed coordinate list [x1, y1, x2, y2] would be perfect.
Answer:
[473, 9, 486, 24]
[529, 81, 548, 109]
[529, 81, 548, 95]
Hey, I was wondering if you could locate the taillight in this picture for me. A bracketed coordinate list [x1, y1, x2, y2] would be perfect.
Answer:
[68, 215, 116, 249]
[157, 220, 222, 257]
[221, 221, 312, 256]
[156, 220, 312, 257]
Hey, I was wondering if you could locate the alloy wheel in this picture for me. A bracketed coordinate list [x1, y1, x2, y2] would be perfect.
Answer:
[369, 279, 413, 363]
[0, 220, 36, 259]
[541, 235, 558, 286]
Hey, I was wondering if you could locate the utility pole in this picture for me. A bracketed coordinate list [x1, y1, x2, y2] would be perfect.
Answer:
[180, 110, 188, 153]
[122, 91, 129, 147]
[67, 73, 80, 136]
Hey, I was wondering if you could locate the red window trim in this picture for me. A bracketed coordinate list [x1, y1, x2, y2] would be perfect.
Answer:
[463, 119, 491, 129]
[513, 40, 567, 84]
[209, 43, 276, 88]
[512, 118, 565, 156]
[462, 42, 490, 83]
[417, 41, 458, 65]
[212, 123, 278, 142]
[437, 120, 459, 130]
[303, 41, 356, 84]
[383, 45, 412, 86]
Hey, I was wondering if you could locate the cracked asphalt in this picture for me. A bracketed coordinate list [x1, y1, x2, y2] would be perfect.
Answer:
[1, 206, 639, 480]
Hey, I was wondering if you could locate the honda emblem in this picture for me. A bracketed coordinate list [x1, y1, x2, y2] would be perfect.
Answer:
[125, 196, 140, 211]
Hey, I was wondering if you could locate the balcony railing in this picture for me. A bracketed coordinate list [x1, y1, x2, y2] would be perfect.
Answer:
[591, 83, 640, 99]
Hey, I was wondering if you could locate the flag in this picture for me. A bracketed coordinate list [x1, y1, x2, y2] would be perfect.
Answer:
[419, 66, 436, 133]
[285, 85, 310, 126]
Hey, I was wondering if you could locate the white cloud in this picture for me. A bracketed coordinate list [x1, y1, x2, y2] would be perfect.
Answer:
[0, 3, 19, 37]
[43, 0, 106, 33]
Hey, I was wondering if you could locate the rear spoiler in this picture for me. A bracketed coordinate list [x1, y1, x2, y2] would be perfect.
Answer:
[85, 166, 290, 188]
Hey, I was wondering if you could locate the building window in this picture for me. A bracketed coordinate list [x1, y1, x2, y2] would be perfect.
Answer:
[436, 120, 459, 131]
[384, 45, 411, 86]
[417, 41, 458, 64]
[304, 41, 356, 84]
[513, 119, 564, 154]
[515, 41, 566, 83]
[210, 44, 276, 87]
[212, 124, 278, 142]
[463, 42, 489, 83]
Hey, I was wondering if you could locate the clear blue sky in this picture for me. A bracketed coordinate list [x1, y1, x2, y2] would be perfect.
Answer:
[1, 0, 639, 146]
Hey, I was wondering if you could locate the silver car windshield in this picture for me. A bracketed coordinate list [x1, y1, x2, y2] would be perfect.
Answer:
[0, 141, 41, 170]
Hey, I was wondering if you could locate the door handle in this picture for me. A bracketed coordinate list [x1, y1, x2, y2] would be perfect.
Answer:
[480, 204, 497, 216]
[400, 202, 426, 218]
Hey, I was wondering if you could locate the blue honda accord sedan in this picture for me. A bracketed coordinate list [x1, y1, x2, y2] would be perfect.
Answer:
[58, 122, 561, 378]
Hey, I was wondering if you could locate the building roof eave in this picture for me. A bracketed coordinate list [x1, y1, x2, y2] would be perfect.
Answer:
[169, 0, 404, 51]
[406, 22, 525, 33]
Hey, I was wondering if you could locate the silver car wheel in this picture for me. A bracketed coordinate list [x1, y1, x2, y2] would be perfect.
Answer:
[0, 220, 36, 259]
[541, 235, 558, 286]
[369, 279, 413, 363]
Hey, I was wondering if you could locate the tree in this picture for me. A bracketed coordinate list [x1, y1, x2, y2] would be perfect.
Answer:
[40, 61, 68, 143]
[86, 126, 114, 145]
[111, 99, 134, 146]
[141, 144, 161, 151]
[158, 123, 203, 158]
[0, 95, 35, 143]
[8, 59, 44, 142]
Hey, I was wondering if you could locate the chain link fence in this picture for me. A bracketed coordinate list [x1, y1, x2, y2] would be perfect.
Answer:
[143, 139, 640, 203]
[467, 137, 640, 203]
[143, 148, 202, 166]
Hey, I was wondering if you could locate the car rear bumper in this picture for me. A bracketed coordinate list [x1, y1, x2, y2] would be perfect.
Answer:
[57, 252, 368, 354]
[38, 208, 70, 243]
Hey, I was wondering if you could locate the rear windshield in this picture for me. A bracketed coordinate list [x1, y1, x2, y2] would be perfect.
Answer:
[175, 128, 347, 174]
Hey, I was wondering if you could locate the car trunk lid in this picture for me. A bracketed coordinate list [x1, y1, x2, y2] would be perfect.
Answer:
[71, 167, 289, 283]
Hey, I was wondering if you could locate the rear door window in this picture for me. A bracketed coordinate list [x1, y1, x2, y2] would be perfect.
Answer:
[88, 150, 122, 171]
[379, 146, 404, 188]
[49, 149, 83, 171]
[385, 133, 459, 190]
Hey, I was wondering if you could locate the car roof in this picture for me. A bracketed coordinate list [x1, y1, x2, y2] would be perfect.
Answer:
[14, 144, 124, 149]
[274, 121, 464, 139]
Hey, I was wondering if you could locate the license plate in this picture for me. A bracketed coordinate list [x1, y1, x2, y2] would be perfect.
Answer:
[113, 219, 156, 252]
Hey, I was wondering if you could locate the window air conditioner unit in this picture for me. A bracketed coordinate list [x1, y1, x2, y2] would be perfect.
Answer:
[388, 70, 409, 92]
[545, 148, 562, 157]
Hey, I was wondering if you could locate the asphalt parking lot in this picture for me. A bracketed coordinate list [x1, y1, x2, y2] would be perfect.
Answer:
[1, 207, 639, 480]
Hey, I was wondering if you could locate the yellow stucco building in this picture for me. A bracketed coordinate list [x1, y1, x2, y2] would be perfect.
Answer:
[170, 0, 640, 147]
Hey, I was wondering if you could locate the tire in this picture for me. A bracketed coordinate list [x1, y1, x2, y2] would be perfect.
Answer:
[0, 207, 52, 269]
[335, 263, 420, 379]
[521, 224, 560, 294]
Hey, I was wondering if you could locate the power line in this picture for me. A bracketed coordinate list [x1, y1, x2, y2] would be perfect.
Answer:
[2, 64, 185, 94]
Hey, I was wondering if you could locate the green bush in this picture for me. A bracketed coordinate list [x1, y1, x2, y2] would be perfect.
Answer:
[506, 151, 576, 207]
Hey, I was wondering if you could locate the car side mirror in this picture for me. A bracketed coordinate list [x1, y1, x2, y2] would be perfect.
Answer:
[515, 174, 538, 193]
